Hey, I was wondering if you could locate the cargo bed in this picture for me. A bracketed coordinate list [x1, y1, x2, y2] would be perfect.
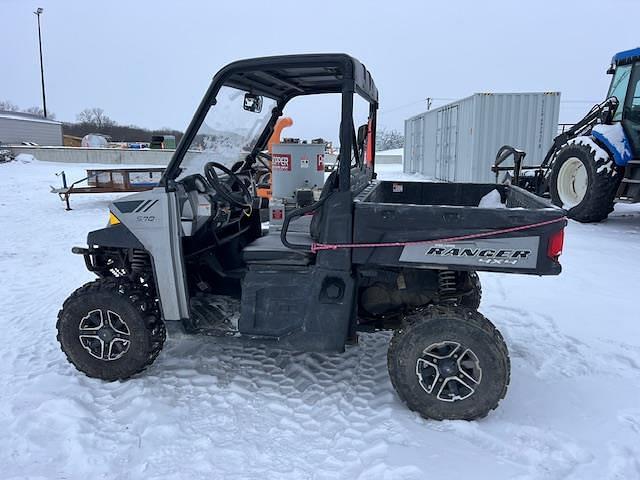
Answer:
[352, 181, 567, 275]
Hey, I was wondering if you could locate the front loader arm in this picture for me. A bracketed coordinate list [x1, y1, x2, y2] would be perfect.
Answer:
[540, 96, 619, 169]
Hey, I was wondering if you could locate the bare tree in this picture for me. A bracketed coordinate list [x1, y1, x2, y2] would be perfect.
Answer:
[76, 109, 93, 124]
[0, 100, 20, 112]
[76, 107, 115, 129]
[375, 128, 404, 151]
[24, 106, 55, 119]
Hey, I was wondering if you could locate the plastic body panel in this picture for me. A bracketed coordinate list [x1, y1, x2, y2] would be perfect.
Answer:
[240, 265, 355, 352]
[87, 224, 144, 250]
[591, 124, 633, 166]
[107, 188, 190, 321]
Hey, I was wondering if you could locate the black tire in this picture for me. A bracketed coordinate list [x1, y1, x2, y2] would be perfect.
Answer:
[387, 305, 510, 420]
[57, 278, 166, 381]
[549, 141, 621, 223]
[458, 272, 482, 310]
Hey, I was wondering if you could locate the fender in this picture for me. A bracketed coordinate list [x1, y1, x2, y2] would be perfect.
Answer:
[591, 123, 633, 166]
[87, 224, 144, 249]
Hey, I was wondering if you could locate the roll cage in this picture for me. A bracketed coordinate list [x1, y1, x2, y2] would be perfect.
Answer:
[161, 53, 379, 192]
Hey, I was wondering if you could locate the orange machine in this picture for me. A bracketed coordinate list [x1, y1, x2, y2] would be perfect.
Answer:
[257, 117, 293, 199]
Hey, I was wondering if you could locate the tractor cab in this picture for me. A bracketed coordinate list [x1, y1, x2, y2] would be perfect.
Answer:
[602, 47, 640, 203]
[606, 47, 640, 158]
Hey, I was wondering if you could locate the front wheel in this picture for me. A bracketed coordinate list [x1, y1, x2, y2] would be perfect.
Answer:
[549, 141, 620, 223]
[57, 278, 166, 381]
[387, 305, 509, 420]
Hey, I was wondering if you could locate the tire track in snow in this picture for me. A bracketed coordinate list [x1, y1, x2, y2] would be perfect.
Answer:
[426, 420, 592, 480]
[484, 305, 640, 379]
[2, 327, 423, 479]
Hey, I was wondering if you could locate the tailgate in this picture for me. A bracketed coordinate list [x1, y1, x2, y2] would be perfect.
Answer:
[350, 181, 567, 275]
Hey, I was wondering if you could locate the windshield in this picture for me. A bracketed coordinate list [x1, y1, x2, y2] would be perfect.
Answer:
[608, 64, 632, 121]
[178, 85, 277, 178]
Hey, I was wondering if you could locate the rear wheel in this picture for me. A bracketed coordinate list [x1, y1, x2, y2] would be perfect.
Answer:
[549, 141, 620, 223]
[387, 305, 509, 420]
[57, 278, 166, 381]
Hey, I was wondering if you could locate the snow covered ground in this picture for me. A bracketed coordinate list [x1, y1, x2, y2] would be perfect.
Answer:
[1, 158, 640, 479]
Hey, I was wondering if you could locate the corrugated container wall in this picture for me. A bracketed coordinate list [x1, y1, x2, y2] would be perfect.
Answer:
[403, 93, 560, 183]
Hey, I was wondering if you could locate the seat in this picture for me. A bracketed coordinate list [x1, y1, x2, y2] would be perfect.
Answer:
[287, 214, 312, 234]
[242, 232, 314, 265]
[243, 171, 338, 266]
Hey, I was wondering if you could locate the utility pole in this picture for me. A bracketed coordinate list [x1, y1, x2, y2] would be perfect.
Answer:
[34, 7, 47, 118]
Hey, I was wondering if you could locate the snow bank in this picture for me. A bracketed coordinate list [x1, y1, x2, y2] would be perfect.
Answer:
[15, 153, 36, 164]
[376, 148, 404, 156]
[376, 163, 433, 182]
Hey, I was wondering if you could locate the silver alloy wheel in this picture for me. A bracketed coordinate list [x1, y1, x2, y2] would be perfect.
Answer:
[415, 341, 482, 402]
[78, 309, 131, 361]
[556, 156, 588, 208]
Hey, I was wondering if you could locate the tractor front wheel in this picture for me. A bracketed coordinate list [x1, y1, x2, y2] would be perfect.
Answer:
[549, 141, 620, 223]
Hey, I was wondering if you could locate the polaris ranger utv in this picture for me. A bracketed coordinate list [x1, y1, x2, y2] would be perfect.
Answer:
[58, 54, 567, 420]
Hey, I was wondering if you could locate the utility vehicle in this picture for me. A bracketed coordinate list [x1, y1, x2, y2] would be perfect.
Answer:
[58, 54, 567, 420]
[494, 47, 640, 222]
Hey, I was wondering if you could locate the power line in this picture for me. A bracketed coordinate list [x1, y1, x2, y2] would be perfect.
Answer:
[378, 97, 456, 116]
[379, 96, 602, 116]
[559, 100, 602, 104]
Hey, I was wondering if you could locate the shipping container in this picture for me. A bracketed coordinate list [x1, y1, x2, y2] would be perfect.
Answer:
[403, 92, 560, 183]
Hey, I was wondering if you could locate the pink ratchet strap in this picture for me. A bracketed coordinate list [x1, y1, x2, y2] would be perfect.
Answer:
[311, 217, 567, 254]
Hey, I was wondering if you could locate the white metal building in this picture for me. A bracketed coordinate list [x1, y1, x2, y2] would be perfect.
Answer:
[0, 110, 63, 146]
[403, 92, 560, 183]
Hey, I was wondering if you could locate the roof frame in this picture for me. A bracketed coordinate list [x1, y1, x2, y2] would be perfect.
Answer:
[162, 54, 378, 184]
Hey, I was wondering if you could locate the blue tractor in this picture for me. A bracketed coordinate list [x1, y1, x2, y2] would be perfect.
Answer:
[494, 47, 640, 222]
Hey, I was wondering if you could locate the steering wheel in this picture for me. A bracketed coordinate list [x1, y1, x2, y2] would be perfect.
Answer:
[204, 161, 253, 208]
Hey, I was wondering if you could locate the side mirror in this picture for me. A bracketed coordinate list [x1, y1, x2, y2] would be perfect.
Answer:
[243, 93, 263, 113]
[357, 124, 368, 147]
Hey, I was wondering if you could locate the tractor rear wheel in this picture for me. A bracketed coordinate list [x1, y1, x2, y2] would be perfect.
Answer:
[549, 141, 621, 223]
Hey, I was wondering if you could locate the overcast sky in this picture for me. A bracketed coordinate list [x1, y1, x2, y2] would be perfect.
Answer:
[2, 0, 639, 143]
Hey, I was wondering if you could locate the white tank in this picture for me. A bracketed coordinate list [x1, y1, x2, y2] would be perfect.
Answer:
[81, 134, 109, 148]
[271, 143, 325, 201]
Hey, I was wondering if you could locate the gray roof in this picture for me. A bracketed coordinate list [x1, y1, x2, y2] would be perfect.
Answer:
[0, 110, 62, 125]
